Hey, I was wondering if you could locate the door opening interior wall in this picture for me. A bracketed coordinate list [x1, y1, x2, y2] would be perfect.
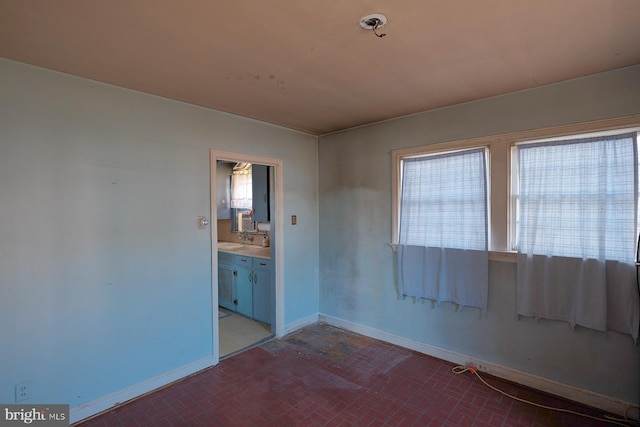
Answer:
[210, 150, 284, 364]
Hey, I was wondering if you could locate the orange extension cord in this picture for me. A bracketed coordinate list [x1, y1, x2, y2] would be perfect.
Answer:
[451, 365, 640, 426]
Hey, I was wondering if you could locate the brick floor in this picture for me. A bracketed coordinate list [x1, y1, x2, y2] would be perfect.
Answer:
[75, 323, 621, 426]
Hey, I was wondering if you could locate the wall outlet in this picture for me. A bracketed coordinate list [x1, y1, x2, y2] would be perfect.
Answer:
[15, 381, 31, 402]
[466, 361, 488, 373]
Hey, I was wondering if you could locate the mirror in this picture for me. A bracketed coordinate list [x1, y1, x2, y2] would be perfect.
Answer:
[230, 208, 252, 233]
[218, 161, 270, 234]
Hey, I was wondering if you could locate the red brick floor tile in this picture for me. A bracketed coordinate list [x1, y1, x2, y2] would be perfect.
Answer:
[74, 324, 623, 427]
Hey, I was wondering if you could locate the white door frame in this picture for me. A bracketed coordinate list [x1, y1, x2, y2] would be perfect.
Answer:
[209, 150, 284, 364]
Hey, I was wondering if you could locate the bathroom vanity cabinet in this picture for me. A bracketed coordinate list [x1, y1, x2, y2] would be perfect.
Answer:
[251, 257, 273, 324]
[218, 251, 272, 324]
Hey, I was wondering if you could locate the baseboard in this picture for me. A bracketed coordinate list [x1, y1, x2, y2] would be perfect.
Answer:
[319, 314, 636, 418]
[70, 313, 319, 424]
[70, 355, 216, 424]
[284, 312, 319, 335]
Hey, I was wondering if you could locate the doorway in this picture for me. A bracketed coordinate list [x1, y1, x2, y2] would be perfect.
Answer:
[210, 150, 283, 363]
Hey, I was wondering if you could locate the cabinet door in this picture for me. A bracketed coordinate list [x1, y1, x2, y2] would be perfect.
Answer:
[218, 263, 235, 311]
[252, 269, 272, 324]
[235, 265, 253, 317]
[252, 164, 269, 222]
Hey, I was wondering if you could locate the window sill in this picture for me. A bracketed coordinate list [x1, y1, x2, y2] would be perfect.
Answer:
[489, 251, 516, 263]
[388, 243, 516, 263]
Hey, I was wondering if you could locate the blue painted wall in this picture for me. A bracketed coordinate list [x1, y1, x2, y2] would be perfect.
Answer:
[3, 54, 639, 414]
[318, 65, 640, 403]
[0, 59, 319, 407]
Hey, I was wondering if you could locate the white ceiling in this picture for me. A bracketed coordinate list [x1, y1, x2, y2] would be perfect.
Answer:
[1, 0, 639, 135]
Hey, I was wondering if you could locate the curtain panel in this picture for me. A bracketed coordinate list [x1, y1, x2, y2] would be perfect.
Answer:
[230, 172, 252, 209]
[398, 245, 489, 312]
[398, 148, 489, 312]
[516, 132, 639, 340]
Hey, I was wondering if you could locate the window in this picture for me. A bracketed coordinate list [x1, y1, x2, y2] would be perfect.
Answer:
[513, 129, 640, 339]
[399, 148, 489, 250]
[230, 163, 252, 209]
[391, 115, 640, 335]
[395, 147, 490, 313]
[392, 116, 640, 256]
[513, 131, 638, 262]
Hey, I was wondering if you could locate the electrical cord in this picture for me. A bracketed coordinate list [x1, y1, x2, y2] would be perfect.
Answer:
[452, 365, 640, 426]
[449, 236, 640, 425]
[372, 18, 386, 37]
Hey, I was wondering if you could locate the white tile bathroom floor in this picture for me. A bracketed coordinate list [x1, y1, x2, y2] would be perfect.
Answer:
[218, 308, 272, 358]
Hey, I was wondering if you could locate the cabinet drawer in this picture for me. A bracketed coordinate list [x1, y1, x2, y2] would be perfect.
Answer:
[218, 251, 237, 265]
[253, 258, 272, 272]
[236, 255, 252, 267]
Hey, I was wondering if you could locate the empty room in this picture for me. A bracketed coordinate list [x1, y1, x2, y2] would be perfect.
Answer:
[1, 1, 640, 426]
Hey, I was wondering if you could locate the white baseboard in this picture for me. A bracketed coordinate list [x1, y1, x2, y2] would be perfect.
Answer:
[70, 355, 216, 424]
[319, 314, 636, 418]
[284, 312, 319, 335]
[70, 313, 318, 424]
[70, 315, 636, 423]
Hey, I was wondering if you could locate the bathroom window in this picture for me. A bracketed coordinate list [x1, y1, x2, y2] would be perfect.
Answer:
[230, 163, 252, 209]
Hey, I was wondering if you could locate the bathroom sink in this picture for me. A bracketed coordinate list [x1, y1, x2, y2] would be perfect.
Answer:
[218, 242, 270, 259]
[218, 243, 248, 251]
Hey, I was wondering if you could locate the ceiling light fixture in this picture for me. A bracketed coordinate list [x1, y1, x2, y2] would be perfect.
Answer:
[360, 13, 387, 38]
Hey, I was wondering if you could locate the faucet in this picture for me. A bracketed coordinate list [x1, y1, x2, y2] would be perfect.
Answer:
[239, 230, 254, 242]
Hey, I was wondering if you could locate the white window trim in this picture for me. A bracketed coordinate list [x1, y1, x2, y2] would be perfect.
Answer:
[391, 114, 640, 263]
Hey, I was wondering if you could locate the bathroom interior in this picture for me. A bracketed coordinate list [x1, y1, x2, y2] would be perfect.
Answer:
[215, 160, 275, 358]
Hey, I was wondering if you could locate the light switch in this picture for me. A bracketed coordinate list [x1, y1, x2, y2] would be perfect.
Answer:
[291, 215, 297, 225]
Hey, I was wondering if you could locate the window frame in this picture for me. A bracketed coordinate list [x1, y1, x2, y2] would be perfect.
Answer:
[510, 127, 640, 253]
[391, 114, 640, 262]
[397, 146, 491, 250]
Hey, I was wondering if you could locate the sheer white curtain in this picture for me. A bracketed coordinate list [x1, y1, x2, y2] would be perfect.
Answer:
[516, 132, 639, 340]
[230, 172, 252, 209]
[398, 148, 489, 312]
